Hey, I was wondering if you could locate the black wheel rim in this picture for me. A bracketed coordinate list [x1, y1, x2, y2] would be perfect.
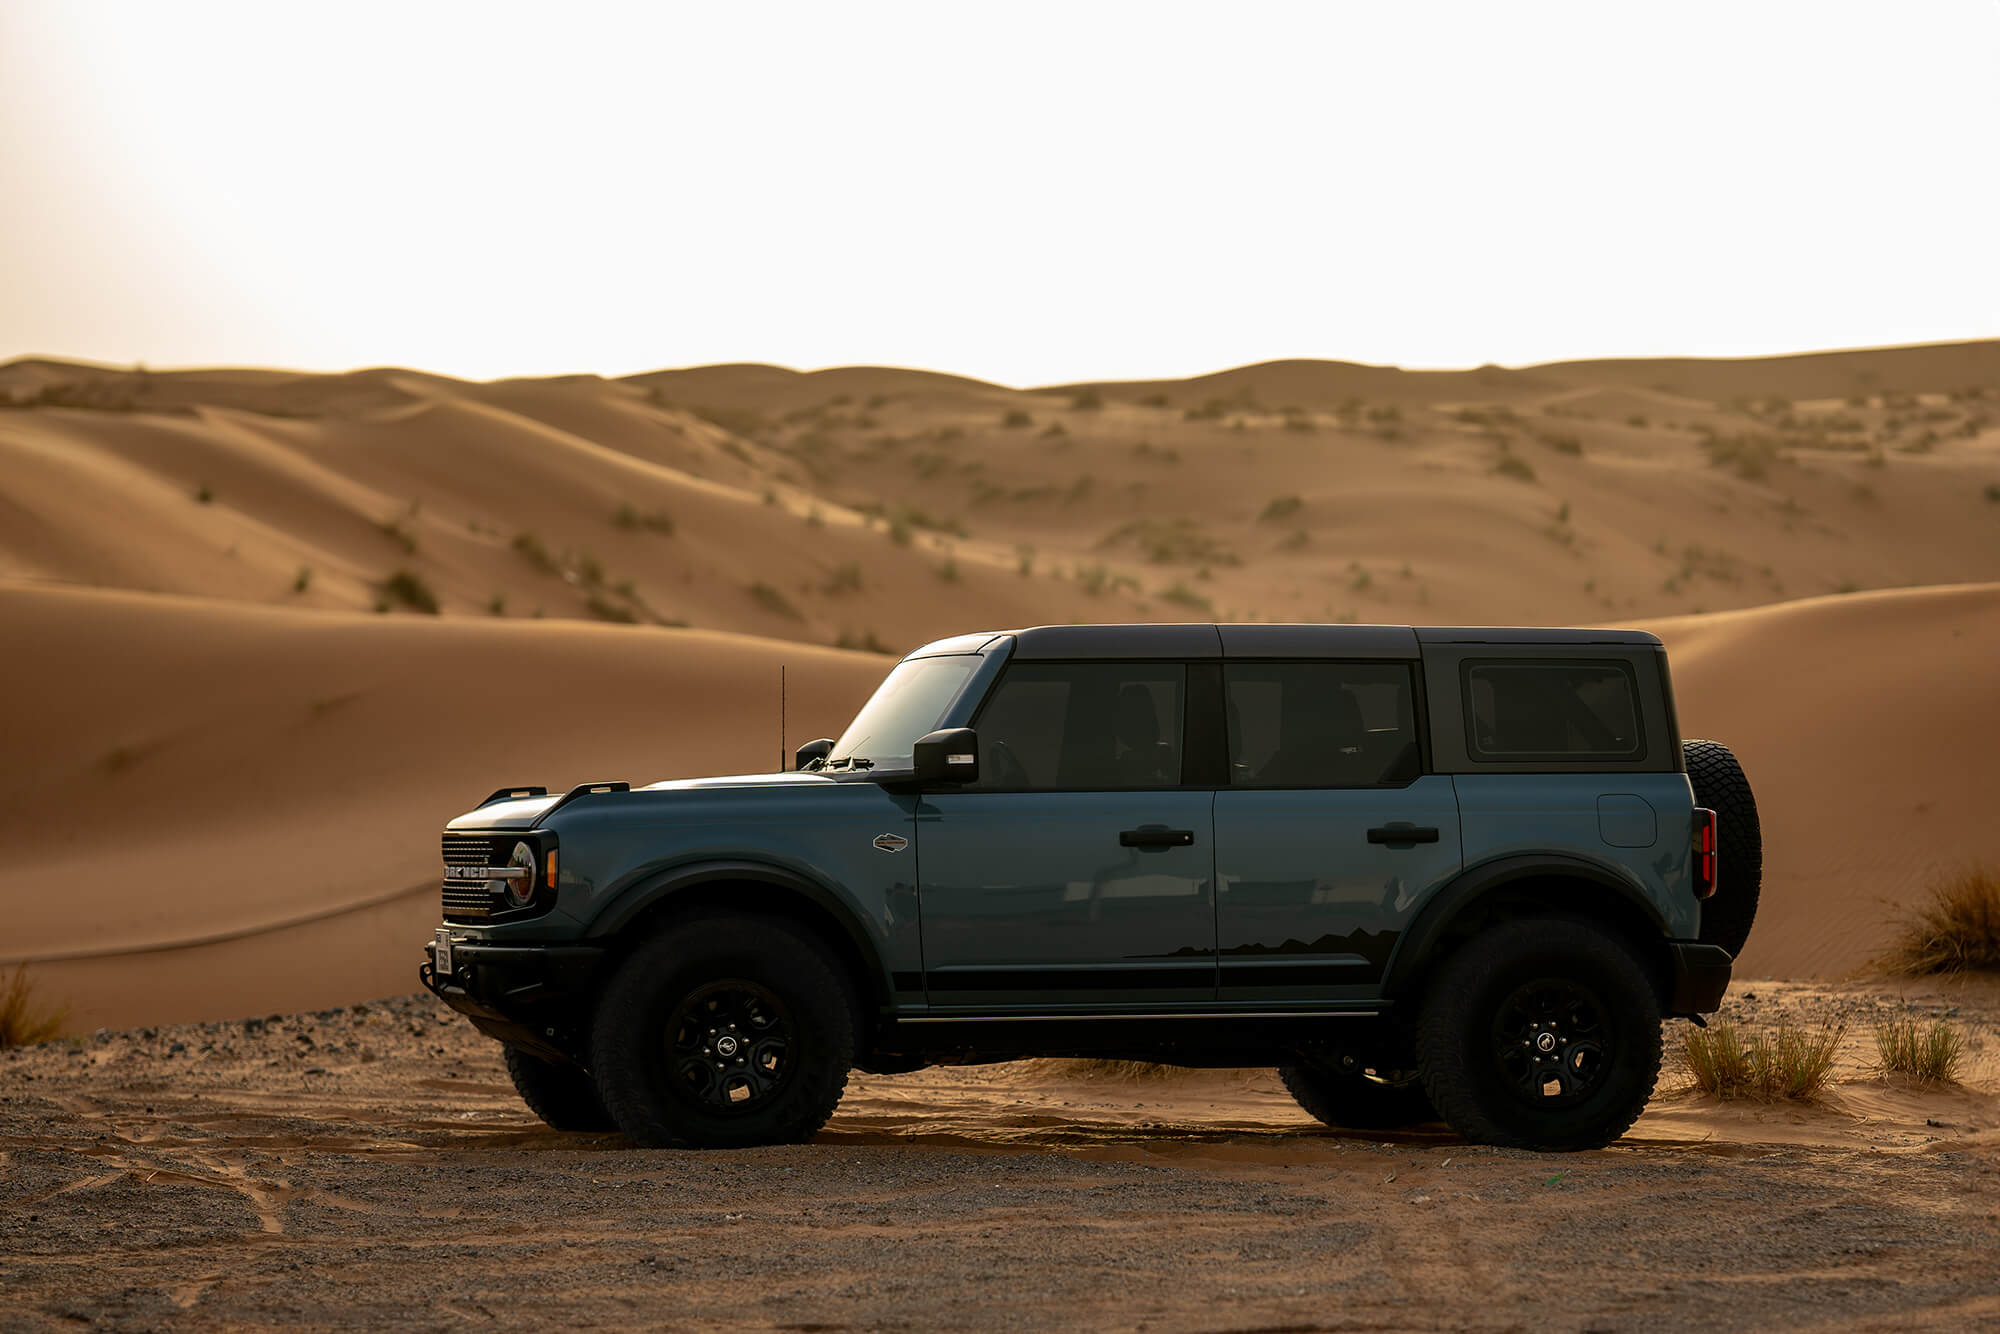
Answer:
[1489, 976, 1614, 1107]
[665, 979, 795, 1115]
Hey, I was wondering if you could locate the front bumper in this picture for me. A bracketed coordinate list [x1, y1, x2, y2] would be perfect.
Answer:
[421, 937, 605, 1064]
[1667, 941, 1734, 1015]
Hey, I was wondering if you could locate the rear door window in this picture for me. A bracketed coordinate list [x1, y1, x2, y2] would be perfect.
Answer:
[1224, 662, 1420, 787]
[1463, 660, 1643, 762]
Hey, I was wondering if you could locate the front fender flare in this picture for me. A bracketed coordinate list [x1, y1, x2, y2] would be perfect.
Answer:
[585, 859, 894, 1004]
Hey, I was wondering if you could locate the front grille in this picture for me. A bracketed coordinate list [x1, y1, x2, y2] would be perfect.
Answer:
[441, 834, 501, 921]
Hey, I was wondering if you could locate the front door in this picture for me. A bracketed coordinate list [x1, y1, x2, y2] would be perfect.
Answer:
[917, 661, 1217, 1010]
[1212, 660, 1463, 1003]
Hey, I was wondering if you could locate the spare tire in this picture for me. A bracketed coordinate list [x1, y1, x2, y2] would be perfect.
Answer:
[1683, 739, 1762, 957]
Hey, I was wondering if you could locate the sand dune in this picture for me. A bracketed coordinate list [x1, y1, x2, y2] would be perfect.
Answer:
[3, 342, 1995, 645]
[5, 574, 1996, 1029]
[0, 585, 888, 1029]
[2, 340, 1995, 1027]
[1650, 583, 2000, 979]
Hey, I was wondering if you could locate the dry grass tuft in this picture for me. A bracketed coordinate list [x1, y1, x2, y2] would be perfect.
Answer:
[1872, 1017, 1964, 1085]
[0, 965, 68, 1048]
[1879, 866, 2000, 975]
[1680, 1020, 1844, 1101]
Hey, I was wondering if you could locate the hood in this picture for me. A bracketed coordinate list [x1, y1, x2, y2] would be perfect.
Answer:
[638, 771, 838, 792]
[445, 770, 840, 830]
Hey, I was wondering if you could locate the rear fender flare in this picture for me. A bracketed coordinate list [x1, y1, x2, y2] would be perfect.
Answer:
[1381, 853, 1672, 1000]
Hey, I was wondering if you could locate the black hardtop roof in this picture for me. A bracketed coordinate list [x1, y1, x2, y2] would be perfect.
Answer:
[906, 623, 1663, 660]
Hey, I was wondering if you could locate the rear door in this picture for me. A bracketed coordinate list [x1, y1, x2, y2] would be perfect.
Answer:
[915, 660, 1218, 1009]
[1212, 659, 1463, 1003]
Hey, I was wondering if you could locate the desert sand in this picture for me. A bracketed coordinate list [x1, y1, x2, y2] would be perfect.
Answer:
[3, 344, 1999, 1327]
[3, 980, 1997, 1329]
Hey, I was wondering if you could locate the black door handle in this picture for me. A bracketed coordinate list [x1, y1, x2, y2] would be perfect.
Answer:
[1368, 824, 1440, 845]
[1120, 825, 1195, 848]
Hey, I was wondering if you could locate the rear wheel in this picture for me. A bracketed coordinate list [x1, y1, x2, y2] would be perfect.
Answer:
[1416, 918, 1662, 1151]
[1684, 739, 1763, 957]
[1280, 1058, 1436, 1130]
[504, 1046, 616, 1133]
[590, 914, 856, 1149]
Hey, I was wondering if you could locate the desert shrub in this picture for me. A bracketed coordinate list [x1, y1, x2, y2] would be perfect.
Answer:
[1872, 1017, 1964, 1085]
[1001, 409, 1033, 429]
[1040, 421, 1067, 439]
[195, 483, 215, 504]
[1133, 440, 1179, 463]
[488, 593, 506, 616]
[936, 558, 960, 582]
[1878, 866, 2000, 975]
[1985, 483, 2000, 503]
[1349, 564, 1372, 591]
[1015, 544, 1035, 577]
[0, 966, 66, 1048]
[1070, 389, 1103, 411]
[1156, 581, 1212, 612]
[573, 552, 605, 586]
[585, 595, 638, 624]
[1139, 393, 1170, 408]
[292, 566, 312, 594]
[1704, 434, 1782, 480]
[1627, 414, 1649, 428]
[821, 562, 862, 594]
[748, 581, 801, 619]
[1275, 529, 1309, 552]
[886, 515, 912, 545]
[1538, 432, 1583, 455]
[1680, 1020, 1844, 1101]
[377, 517, 419, 554]
[1098, 518, 1238, 565]
[1493, 454, 1537, 483]
[511, 532, 559, 574]
[380, 569, 439, 614]
[1076, 563, 1111, 596]
[616, 504, 676, 535]
[1259, 494, 1304, 522]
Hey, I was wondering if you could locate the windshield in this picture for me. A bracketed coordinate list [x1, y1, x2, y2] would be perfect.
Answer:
[827, 655, 978, 769]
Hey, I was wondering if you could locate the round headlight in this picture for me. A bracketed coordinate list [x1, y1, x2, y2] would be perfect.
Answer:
[500, 841, 538, 910]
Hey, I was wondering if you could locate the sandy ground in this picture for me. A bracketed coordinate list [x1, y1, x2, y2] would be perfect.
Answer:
[3, 980, 1999, 1331]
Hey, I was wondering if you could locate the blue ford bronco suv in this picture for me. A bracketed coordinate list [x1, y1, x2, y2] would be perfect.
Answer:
[421, 623, 1759, 1153]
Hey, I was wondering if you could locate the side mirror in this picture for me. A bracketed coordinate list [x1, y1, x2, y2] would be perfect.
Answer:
[912, 728, 979, 786]
[794, 737, 834, 771]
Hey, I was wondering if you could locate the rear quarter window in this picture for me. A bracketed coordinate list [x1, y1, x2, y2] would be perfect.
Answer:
[1463, 659, 1644, 763]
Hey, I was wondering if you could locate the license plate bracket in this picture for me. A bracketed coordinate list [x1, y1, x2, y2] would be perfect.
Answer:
[434, 927, 455, 978]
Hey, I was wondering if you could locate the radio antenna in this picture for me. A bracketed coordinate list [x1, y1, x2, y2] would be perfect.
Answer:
[779, 665, 787, 772]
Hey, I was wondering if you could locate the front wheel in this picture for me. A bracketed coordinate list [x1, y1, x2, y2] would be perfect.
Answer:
[589, 914, 857, 1149]
[1416, 919, 1662, 1151]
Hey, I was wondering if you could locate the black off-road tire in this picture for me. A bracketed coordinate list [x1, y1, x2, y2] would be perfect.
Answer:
[1280, 1060, 1437, 1130]
[504, 1045, 618, 1133]
[1684, 739, 1763, 958]
[1416, 918, 1663, 1151]
[589, 913, 856, 1149]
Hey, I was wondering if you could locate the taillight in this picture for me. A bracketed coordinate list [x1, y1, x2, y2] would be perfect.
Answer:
[1692, 808, 1718, 899]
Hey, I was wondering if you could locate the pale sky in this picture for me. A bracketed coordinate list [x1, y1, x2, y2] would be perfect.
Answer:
[1, 1, 1994, 386]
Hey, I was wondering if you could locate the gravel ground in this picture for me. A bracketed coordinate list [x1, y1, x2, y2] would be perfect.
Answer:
[3, 986, 1999, 1332]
